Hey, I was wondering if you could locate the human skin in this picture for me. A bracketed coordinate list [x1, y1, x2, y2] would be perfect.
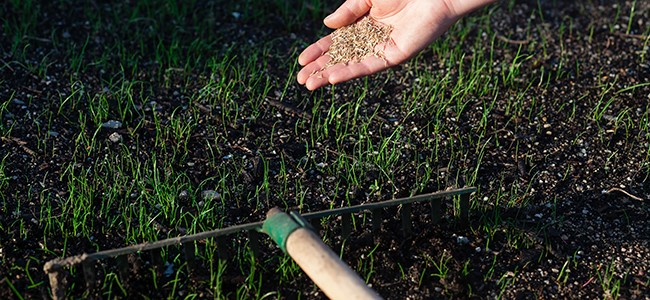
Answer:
[297, 0, 497, 90]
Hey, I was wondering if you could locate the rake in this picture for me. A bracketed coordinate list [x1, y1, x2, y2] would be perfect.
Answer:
[43, 186, 475, 299]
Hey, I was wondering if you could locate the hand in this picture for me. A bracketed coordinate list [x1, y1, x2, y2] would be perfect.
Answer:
[297, 0, 495, 90]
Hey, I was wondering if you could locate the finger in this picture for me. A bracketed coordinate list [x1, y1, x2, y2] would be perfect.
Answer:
[327, 56, 389, 85]
[301, 44, 401, 89]
[305, 63, 349, 90]
[297, 55, 331, 85]
[298, 35, 333, 66]
[304, 55, 389, 90]
[323, 0, 372, 29]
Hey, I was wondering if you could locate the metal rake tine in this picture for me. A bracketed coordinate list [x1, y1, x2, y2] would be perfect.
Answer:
[44, 263, 65, 300]
[183, 242, 196, 271]
[116, 255, 130, 286]
[216, 236, 231, 261]
[248, 230, 261, 258]
[310, 217, 322, 234]
[430, 198, 442, 224]
[341, 213, 352, 240]
[459, 193, 470, 225]
[150, 248, 164, 276]
[82, 260, 96, 291]
[371, 208, 382, 231]
[401, 203, 412, 235]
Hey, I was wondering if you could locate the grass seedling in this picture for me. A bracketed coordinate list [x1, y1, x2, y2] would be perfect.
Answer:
[2, 277, 25, 300]
[357, 243, 381, 283]
[427, 251, 451, 280]
[397, 263, 406, 281]
[626, 0, 637, 35]
[276, 254, 301, 286]
[556, 257, 572, 285]
[608, 3, 622, 33]
[101, 273, 127, 298]
[596, 260, 628, 300]
[497, 268, 518, 299]
[0, 153, 8, 195]
[484, 255, 498, 281]
[641, 26, 650, 63]
[209, 254, 228, 299]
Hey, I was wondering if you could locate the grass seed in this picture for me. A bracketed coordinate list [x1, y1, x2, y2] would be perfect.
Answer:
[325, 16, 393, 67]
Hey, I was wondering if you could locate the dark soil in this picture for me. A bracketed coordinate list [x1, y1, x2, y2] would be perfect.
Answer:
[1, 0, 649, 299]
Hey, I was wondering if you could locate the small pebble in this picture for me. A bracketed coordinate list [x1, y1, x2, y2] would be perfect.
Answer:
[163, 262, 174, 277]
[201, 190, 221, 201]
[108, 132, 122, 143]
[102, 120, 123, 129]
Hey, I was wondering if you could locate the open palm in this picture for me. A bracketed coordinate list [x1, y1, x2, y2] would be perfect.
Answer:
[297, 0, 493, 90]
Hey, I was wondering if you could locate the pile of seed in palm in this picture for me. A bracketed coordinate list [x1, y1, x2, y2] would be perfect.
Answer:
[325, 16, 393, 67]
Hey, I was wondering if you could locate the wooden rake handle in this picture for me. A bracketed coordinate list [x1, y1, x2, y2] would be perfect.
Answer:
[263, 208, 383, 300]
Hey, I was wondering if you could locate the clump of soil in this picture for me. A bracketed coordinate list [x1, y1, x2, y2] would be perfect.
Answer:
[325, 16, 393, 67]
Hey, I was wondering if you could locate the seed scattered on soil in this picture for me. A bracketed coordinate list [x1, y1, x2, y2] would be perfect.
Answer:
[325, 16, 393, 67]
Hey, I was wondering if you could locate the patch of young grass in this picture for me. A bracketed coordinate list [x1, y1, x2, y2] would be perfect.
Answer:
[3, 0, 649, 298]
[497, 267, 519, 298]
[596, 260, 629, 300]
[357, 242, 381, 283]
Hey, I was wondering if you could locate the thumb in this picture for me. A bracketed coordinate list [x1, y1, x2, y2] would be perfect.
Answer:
[324, 0, 372, 29]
